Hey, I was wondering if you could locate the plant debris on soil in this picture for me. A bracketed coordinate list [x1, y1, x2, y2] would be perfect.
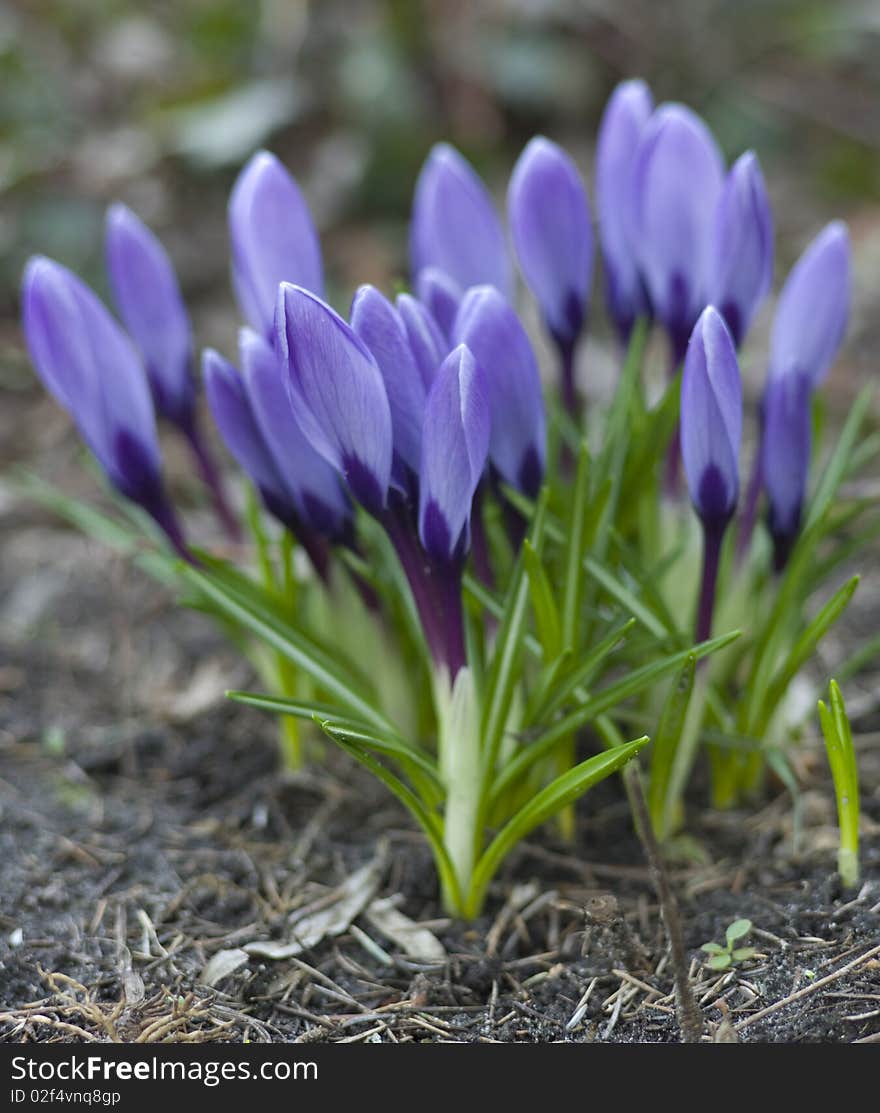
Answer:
[0, 496, 878, 1045]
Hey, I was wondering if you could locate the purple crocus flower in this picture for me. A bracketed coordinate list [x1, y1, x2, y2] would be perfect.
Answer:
[418, 344, 490, 565]
[105, 203, 194, 427]
[22, 256, 188, 557]
[595, 79, 654, 343]
[350, 285, 427, 481]
[228, 150, 324, 339]
[452, 286, 546, 498]
[396, 293, 446, 389]
[708, 152, 774, 348]
[508, 137, 593, 359]
[415, 267, 463, 340]
[680, 306, 742, 642]
[276, 284, 393, 516]
[761, 369, 812, 569]
[633, 105, 725, 364]
[410, 143, 512, 301]
[769, 221, 851, 387]
[106, 203, 240, 541]
[239, 329, 352, 543]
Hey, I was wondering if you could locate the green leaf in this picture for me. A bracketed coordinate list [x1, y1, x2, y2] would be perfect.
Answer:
[467, 736, 649, 917]
[707, 954, 732, 971]
[805, 384, 873, 531]
[732, 947, 756, 963]
[700, 941, 726, 955]
[523, 539, 561, 659]
[479, 491, 548, 783]
[648, 653, 697, 838]
[179, 564, 392, 733]
[491, 630, 739, 803]
[530, 617, 636, 723]
[583, 557, 671, 639]
[561, 442, 593, 651]
[725, 919, 752, 945]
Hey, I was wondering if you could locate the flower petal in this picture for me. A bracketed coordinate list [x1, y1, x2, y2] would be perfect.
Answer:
[22, 256, 161, 502]
[415, 266, 463, 340]
[709, 152, 773, 347]
[350, 284, 426, 478]
[769, 221, 851, 387]
[105, 203, 195, 426]
[418, 344, 490, 562]
[680, 306, 742, 525]
[276, 283, 392, 514]
[239, 329, 351, 538]
[228, 150, 323, 339]
[410, 143, 512, 298]
[596, 79, 654, 341]
[762, 369, 812, 544]
[396, 292, 446, 389]
[508, 136, 593, 347]
[453, 286, 546, 496]
[633, 104, 725, 358]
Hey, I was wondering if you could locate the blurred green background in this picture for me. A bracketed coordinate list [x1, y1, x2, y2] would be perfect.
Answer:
[1, 0, 878, 391]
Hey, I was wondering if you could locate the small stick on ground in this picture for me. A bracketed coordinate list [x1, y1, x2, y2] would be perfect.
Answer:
[624, 765, 704, 1043]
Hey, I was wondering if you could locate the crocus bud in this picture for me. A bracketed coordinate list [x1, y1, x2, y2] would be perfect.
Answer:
[228, 151, 323, 339]
[410, 143, 512, 300]
[203, 347, 294, 526]
[276, 284, 392, 515]
[769, 221, 851, 387]
[23, 258, 171, 513]
[453, 286, 546, 498]
[761, 369, 812, 567]
[415, 267, 463, 340]
[396, 292, 446, 388]
[418, 345, 490, 563]
[105, 204, 195, 428]
[508, 136, 593, 351]
[633, 105, 725, 362]
[709, 152, 773, 348]
[351, 285, 426, 478]
[680, 306, 742, 529]
[595, 79, 654, 342]
[239, 330, 351, 540]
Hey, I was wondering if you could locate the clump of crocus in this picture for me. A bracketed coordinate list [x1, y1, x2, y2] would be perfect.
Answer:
[508, 137, 594, 416]
[22, 257, 189, 559]
[680, 306, 742, 642]
[105, 204, 240, 541]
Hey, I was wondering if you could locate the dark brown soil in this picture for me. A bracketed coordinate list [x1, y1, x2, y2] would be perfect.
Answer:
[0, 482, 878, 1044]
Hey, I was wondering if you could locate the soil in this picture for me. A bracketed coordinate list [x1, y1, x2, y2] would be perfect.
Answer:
[0, 439, 878, 1044]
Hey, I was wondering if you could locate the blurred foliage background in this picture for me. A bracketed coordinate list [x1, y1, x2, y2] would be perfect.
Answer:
[1, 0, 878, 397]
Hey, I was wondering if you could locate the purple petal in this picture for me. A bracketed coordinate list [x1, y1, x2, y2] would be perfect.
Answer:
[276, 283, 392, 514]
[770, 221, 851, 388]
[239, 329, 351, 539]
[595, 79, 654, 341]
[203, 347, 290, 519]
[418, 345, 490, 562]
[633, 104, 725, 359]
[762, 369, 812, 546]
[415, 267, 463, 340]
[22, 256, 161, 502]
[105, 203, 195, 426]
[709, 153, 774, 348]
[228, 150, 324, 339]
[396, 292, 447, 389]
[508, 136, 593, 348]
[453, 286, 546, 497]
[680, 306, 742, 526]
[350, 285, 426, 478]
[410, 143, 512, 299]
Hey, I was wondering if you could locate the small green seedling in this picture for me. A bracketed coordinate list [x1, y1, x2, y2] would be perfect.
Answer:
[700, 918, 756, 970]
[818, 679, 860, 890]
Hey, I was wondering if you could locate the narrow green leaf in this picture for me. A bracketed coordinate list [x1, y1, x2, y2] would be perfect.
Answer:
[491, 630, 739, 803]
[467, 737, 649, 917]
[583, 556, 671, 639]
[648, 653, 697, 837]
[531, 617, 636, 723]
[523, 539, 562, 659]
[561, 442, 592, 651]
[805, 385, 873, 530]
